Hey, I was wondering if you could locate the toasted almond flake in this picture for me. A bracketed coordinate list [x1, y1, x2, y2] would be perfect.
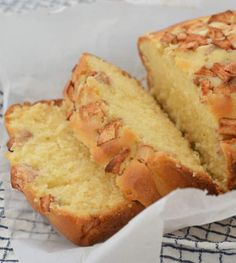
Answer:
[7, 130, 33, 151]
[224, 63, 236, 76]
[11, 164, 38, 191]
[207, 26, 225, 40]
[183, 21, 208, 35]
[194, 66, 215, 77]
[176, 32, 187, 41]
[208, 10, 236, 25]
[160, 32, 177, 44]
[211, 63, 231, 82]
[200, 79, 212, 96]
[40, 195, 55, 213]
[179, 41, 199, 50]
[227, 34, 236, 49]
[186, 33, 208, 45]
[219, 118, 236, 135]
[212, 38, 232, 50]
[97, 119, 122, 146]
[77, 86, 100, 105]
[89, 71, 111, 85]
[105, 148, 130, 174]
[79, 100, 106, 121]
[64, 81, 75, 102]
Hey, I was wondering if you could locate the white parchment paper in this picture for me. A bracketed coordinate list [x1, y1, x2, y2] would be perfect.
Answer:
[0, 1, 236, 262]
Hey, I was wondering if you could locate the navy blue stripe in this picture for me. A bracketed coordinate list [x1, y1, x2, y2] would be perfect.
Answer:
[164, 234, 214, 243]
[0, 260, 19, 262]
[2, 240, 10, 262]
[0, 237, 10, 240]
[193, 226, 236, 240]
[214, 221, 236, 228]
[160, 254, 193, 263]
[0, 225, 8, 229]
[162, 243, 236, 256]
[184, 227, 190, 239]
[0, 248, 13, 252]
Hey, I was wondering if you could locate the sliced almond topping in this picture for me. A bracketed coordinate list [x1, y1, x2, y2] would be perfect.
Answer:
[136, 145, 155, 163]
[208, 10, 236, 25]
[184, 22, 208, 35]
[194, 66, 215, 77]
[212, 38, 232, 50]
[207, 26, 225, 40]
[7, 130, 33, 151]
[79, 100, 106, 121]
[94, 72, 111, 85]
[40, 195, 54, 213]
[179, 41, 199, 50]
[11, 164, 38, 191]
[97, 119, 122, 146]
[211, 63, 231, 82]
[200, 79, 213, 96]
[105, 148, 130, 174]
[227, 34, 236, 49]
[176, 32, 187, 41]
[160, 32, 177, 44]
[185, 33, 208, 45]
[219, 118, 236, 136]
[64, 81, 75, 102]
[224, 63, 236, 76]
[77, 86, 100, 105]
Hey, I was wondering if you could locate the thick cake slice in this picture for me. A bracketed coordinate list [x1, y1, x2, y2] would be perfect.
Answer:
[64, 53, 219, 207]
[138, 10, 236, 191]
[5, 100, 143, 246]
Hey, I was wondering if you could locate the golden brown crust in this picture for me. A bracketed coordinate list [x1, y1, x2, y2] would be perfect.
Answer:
[11, 170, 143, 246]
[138, 10, 236, 191]
[65, 53, 220, 208]
[5, 100, 143, 246]
[138, 10, 236, 51]
[220, 139, 236, 189]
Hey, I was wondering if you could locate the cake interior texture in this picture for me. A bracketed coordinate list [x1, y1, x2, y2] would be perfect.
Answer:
[76, 54, 206, 174]
[138, 13, 236, 190]
[6, 102, 127, 216]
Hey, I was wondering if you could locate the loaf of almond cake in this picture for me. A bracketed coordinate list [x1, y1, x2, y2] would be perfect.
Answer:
[138, 10, 236, 191]
[64, 53, 219, 208]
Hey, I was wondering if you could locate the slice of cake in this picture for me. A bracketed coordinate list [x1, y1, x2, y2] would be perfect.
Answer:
[138, 10, 236, 191]
[64, 53, 219, 207]
[5, 100, 142, 246]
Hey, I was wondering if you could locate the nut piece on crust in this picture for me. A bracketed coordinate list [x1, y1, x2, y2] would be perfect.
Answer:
[208, 10, 236, 25]
[219, 118, 236, 136]
[39, 195, 55, 213]
[105, 148, 130, 174]
[11, 164, 38, 191]
[221, 139, 236, 189]
[7, 130, 33, 151]
[97, 119, 122, 146]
